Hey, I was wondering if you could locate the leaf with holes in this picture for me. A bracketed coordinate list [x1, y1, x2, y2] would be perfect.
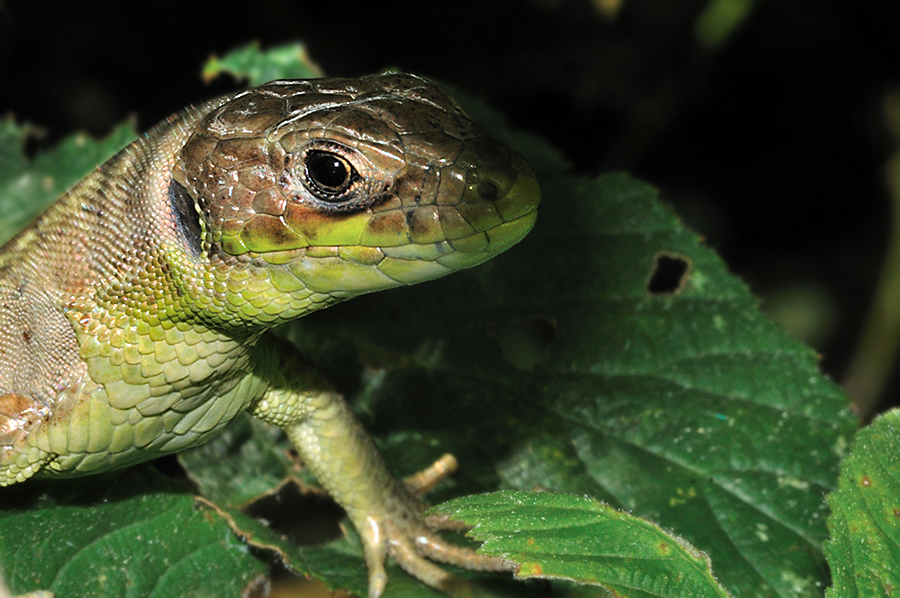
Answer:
[825, 408, 900, 598]
[279, 173, 856, 597]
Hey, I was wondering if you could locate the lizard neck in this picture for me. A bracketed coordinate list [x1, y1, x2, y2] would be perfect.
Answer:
[57, 100, 336, 339]
[161, 248, 340, 334]
[77, 214, 337, 340]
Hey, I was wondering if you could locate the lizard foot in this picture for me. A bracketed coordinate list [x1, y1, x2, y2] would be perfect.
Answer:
[362, 454, 514, 598]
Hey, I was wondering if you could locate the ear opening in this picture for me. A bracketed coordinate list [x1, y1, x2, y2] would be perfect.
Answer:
[168, 179, 204, 259]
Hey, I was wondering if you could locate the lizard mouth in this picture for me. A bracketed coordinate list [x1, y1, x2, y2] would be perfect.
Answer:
[377, 171, 540, 278]
[374, 208, 538, 285]
[267, 155, 540, 294]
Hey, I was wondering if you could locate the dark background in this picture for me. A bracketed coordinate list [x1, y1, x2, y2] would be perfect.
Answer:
[2, 0, 899, 413]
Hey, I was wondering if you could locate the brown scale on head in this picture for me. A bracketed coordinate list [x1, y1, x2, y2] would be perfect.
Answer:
[171, 73, 539, 279]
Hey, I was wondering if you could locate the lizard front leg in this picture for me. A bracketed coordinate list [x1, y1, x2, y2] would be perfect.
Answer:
[248, 336, 511, 598]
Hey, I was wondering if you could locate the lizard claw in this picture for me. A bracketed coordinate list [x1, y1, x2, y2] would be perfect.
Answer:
[359, 515, 389, 598]
[357, 454, 514, 598]
[367, 567, 388, 598]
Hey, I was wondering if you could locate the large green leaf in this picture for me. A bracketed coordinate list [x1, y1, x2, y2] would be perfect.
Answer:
[273, 172, 855, 598]
[825, 408, 900, 597]
[0, 470, 266, 597]
[434, 490, 732, 597]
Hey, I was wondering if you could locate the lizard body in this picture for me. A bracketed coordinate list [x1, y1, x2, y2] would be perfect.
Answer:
[0, 73, 539, 597]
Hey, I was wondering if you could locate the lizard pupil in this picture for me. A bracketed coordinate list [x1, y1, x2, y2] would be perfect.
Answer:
[305, 150, 353, 198]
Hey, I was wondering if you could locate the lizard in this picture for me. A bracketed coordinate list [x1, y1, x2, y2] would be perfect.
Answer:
[0, 72, 540, 597]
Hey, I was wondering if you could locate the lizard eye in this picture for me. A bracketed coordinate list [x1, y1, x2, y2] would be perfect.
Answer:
[284, 140, 387, 213]
[303, 149, 359, 201]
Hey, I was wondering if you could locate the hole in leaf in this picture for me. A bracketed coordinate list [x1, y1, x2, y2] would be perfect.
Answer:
[486, 315, 557, 371]
[647, 253, 692, 295]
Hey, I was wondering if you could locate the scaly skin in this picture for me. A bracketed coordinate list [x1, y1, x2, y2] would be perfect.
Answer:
[0, 73, 539, 597]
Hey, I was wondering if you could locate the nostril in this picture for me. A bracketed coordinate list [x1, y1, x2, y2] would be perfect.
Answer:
[476, 181, 499, 201]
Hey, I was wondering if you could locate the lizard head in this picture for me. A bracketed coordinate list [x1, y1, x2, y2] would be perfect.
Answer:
[172, 73, 539, 319]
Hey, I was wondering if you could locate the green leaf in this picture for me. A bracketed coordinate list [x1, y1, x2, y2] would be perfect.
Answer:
[0, 118, 135, 245]
[825, 408, 900, 597]
[0, 469, 266, 598]
[434, 490, 731, 597]
[202, 41, 323, 86]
